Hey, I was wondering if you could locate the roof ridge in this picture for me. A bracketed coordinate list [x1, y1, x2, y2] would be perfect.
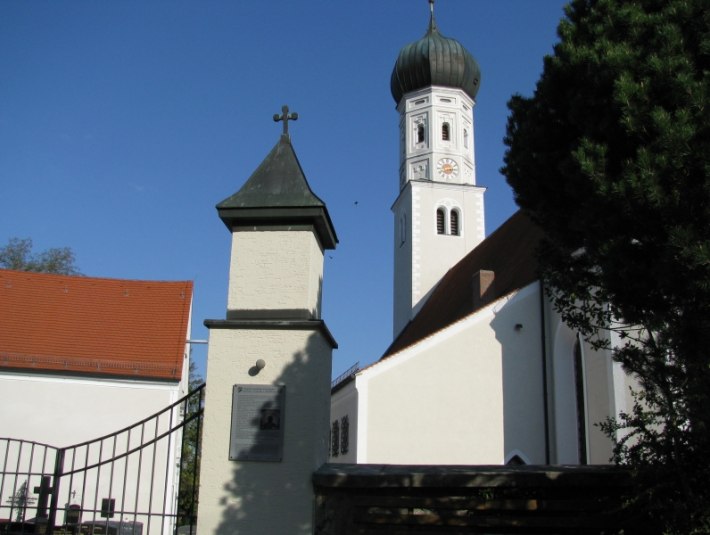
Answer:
[0, 268, 193, 286]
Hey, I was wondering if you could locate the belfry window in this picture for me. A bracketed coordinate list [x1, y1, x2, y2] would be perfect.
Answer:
[463, 129, 469, 149]
[436, 208, 446, 235]
[442, 122, 450, 141]
[416, 124, 425, 144]
[450, 210, 460, 236]
[436, 206, 462, 236]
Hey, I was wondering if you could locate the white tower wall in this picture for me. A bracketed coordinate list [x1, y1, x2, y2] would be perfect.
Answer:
[393, 86, 486, 337]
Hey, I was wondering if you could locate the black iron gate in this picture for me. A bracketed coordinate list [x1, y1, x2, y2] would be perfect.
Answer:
[0, 384, 204, 535]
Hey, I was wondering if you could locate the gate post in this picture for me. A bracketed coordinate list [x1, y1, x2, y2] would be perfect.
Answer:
[45, 449, 65, 535]
[196, 128, 338, 534]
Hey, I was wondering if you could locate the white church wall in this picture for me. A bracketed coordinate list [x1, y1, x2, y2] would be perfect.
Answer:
[0, 372, 182, 447]
[392, 185, 414, 336]
[354, 285, 555, 466]
[549, 310, 619, 465]
[580, 338, 615, 464]
[358, 301, 507, 465]
[550, 318, 583, 464]
[494, 283, 547, 465]
[329, 381, 358, 463]
[0, 372, 184, 533]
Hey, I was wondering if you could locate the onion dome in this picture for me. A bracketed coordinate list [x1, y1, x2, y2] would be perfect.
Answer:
[390, 9, 481, 104]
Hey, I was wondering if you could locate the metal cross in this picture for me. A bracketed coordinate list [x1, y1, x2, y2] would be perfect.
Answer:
[273, 105, 298, 136]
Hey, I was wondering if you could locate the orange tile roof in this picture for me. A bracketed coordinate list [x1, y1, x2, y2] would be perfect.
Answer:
[0, 270, 193, 381]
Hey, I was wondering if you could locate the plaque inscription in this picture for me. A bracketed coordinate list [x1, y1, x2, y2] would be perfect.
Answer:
[229, 384, 285, 462]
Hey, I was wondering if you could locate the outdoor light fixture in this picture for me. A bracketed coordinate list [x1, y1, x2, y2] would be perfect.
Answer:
[256, 359, 266, 370]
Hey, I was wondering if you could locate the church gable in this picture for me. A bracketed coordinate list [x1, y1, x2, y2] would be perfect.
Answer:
[385, 211, 543, 358]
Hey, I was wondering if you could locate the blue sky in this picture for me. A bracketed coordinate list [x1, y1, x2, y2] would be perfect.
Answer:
[0, 1, 568, 381]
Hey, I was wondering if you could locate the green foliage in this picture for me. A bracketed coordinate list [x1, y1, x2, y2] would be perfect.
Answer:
[502, 0, 710, 532]
[0, 237, 81, 275]
[177, 360, 204, 528]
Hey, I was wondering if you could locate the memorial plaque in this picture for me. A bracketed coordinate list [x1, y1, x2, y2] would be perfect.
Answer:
[229, 384, 285, 461]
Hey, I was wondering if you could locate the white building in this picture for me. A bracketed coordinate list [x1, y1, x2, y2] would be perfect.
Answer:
[0, 269, 193, 531]
[329, 7, 636, 467]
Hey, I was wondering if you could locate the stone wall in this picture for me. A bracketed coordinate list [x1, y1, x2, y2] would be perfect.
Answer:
[313, 464, 641, 534]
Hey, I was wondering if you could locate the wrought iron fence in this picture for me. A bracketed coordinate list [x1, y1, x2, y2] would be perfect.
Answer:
[0, 384, 204, 535]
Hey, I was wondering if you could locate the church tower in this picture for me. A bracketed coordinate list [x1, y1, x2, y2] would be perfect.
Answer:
[391, 2, 486, 337]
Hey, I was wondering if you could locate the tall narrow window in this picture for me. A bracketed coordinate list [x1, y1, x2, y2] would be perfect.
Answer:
[331, 420, 340, 457]
[463, 129, 469, 149]
[442, 122, 450, 141]
[340, 415, 349, 455]
[417, 124, 425, 144]
[436, 208, 446, 235]
[450, 210, 460, 236]
[399, 214, 407, 245]
[574, 340, 588, 465]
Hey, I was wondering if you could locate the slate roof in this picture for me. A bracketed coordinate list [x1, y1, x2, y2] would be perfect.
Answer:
[0, 270, 193, 381]
[217, 134, 337, 249]
[382, 211, 543, 358]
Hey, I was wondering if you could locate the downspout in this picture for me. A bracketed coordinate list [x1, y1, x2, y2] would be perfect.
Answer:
[539, 280, 551, 464]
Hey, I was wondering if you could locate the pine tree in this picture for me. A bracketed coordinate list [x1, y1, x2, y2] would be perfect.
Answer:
[502, 0, 710, 532]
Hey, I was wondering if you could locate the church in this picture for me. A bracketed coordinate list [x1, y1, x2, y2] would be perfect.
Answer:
[328, 5, 637, 467]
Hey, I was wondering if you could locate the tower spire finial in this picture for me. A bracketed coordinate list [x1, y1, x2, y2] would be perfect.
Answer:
[273, 105, 298, 138]
[428, 0, 438, 33]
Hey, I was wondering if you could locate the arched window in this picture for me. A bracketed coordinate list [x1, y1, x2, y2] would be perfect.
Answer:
[463, 129, 469, 149]
[506, 455, 526, 466]
[417, 124, 425, 144]
[442, 122, 450, 141]
[436, 208, 446, 235]
[450, 210, 460, 236]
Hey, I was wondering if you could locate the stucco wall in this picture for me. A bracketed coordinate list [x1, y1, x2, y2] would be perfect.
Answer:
[228, 230, 324, 318]
[496, 285, 546, 464]
[197, 326, 332, 535]
[0, 372, 181, 447]
[329, 381, 358, 463]
[358, 285, 546, 465]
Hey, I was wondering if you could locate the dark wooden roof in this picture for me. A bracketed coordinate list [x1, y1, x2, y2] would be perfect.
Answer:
[382, 211, 543, 358]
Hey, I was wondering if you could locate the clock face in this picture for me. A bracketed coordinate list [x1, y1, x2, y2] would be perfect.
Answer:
[436, 158, 459, 178]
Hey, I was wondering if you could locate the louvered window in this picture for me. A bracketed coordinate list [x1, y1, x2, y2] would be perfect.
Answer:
[442, 122, 450, 141]
[450, 210, 460, 236]
[436, 208, 446, 235]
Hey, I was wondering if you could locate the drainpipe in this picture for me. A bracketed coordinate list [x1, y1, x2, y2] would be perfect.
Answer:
[539, 281, 551, 464]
